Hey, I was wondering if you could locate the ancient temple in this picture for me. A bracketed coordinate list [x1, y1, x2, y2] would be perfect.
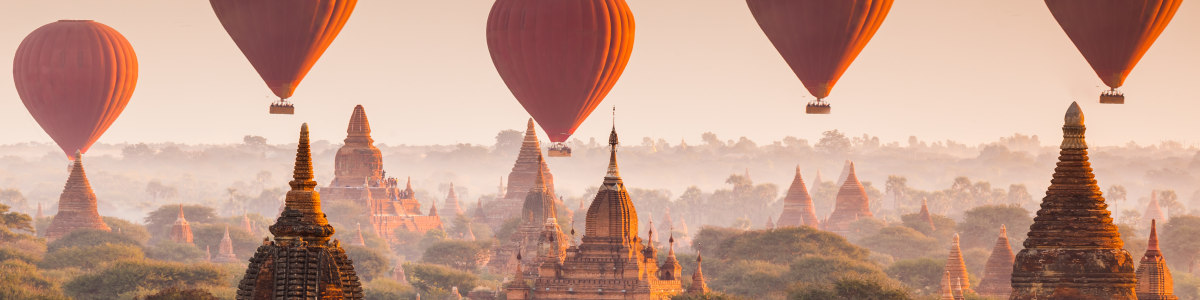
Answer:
[487, 119, 558, 226]
[686, 252, 709, 295]
[918, 198, 936, 232]
[353, 223, 366, 246]
[45, 153, 111, 240]
[975, 225, 1013, 298]
[823, 162, 872, 235]
[1145, 191, 1167, 223]
[214, 226, 239, 263]
[942, 234, 970, 294]
[939, 271, 955, 300]
[1136, 220, 1177, 300]
[319, 106, 442, 240]
[488, 155, 558, 275]
[506, 126, 683, 300]
[1011, 102, 1136, 299]
[242, 213, 254, 236]
[235, 124, 363, 300]
[169, 204, 194, 245]
[777, 166, 820, 228]
[444, 183, 465, 216]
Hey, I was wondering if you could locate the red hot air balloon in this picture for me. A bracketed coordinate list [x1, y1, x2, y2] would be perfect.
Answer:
[13, 20, 138, 159]
[747, 0, 893, 114]
[210, 0, 357, 114]
[1045, 0, 1182, 104]
[487, 0, 636, 157]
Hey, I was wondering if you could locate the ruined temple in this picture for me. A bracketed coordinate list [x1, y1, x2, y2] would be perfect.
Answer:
[235, 124, 363, 300]
[506, 126, 683, 300]
[319, 105, 442, 240]
[489, 155, 558, 276]
[169, 204, 194, 245]
[975, 225, 1013, 298]
[488, 119, 558, 226]
[214, 226, 239, 263]
[1011, 102, 1136, 299]
[444, 183, 465, 216]
[777, 166, 819, 228]
[942, 234, 970, 294]
[45, 153, 110, 240]
[823, 162, 872, 235]
[1136, 220, 1177, 300]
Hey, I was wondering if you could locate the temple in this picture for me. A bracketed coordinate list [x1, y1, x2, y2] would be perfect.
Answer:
[319, 105, 442, 241]
[942, 234, 970, 294]
[487, 119, 559, 226]
[235, 123, 364, 300]
[443, 183, 465, 216]
[505, 125, 684, 299]
[1145, 191, 1167, 223]
[823, 162, 872, 235]
[777, 166, 819, 228]
[1136, 220, 1177, 300]
[975, 225, 1013, 298]
[45, 153, 111, 240]
[213, 226, 238, 263]
[169, 204, 194, 245]
[1011, 102, 1136, 299]
[488, 155, 558, 275]
[686, 252, 709, 295]
[918, 198, 936, 232]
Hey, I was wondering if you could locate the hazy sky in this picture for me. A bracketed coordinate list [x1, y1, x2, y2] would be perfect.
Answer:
[1, 1, 1197, 148]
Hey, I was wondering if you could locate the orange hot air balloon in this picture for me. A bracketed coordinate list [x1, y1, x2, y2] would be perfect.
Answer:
[1045, 0, 1182, 104]
[747, 0, 893, 114]
[13, 20, 138, 159]
[210, 0, 357, 114]
[487, 0, 636, 157]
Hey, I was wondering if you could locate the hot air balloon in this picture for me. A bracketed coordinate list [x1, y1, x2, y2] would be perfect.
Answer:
[210, 0, 357, 114]
[13, 20, 138, 159]
[487, 0, 636, 157]
[747, 0, 893, 114]
[1045, 0, 1181, 104]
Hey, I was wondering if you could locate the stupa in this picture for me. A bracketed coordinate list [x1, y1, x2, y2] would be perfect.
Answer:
[45, 153, 110, 240]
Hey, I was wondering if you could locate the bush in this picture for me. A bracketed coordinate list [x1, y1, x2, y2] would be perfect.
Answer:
[145, 241, 206, 262]
[40, 243, 144, 270]
[405, 262, 478, 298]
[47, 229, 140, 252]
[345, 245, 391, 281]
[103, 216, 151, 244]
[885, 258, 942, 294]
[143, 286, 219, 300]
[0, 259, 68, 300]
[363, 278, 415, 300]
[788, 276, 911, 300]
[63, 260, 225, 300]
[421, 240, 493, 271]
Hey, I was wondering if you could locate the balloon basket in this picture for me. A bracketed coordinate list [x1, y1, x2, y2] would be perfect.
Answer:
[806, 100, 831, 114]
[269, 101, 295, 114]
[1099, 90, 1124, 104]
[548, 144, 572, 157]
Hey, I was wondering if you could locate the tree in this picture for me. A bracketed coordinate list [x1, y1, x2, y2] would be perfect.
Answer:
[885, 258, 943, 295]
[1162, 216, 1200, 272]
[1107, 185, 1127, 203]
[346, 245, 391, 281]
[242, 135, 267, 146]
[363, 278, 415, 300]
[787, 276, 911, 300]
[670, 292, 739, 300]
[103, 216, 151, 244]
[1157, 190, 1186, 220]
[708, 259, 789, 299]
[0, 259, 68, 300]
[1009, 184, 1034, 207]
[145, 241, 206, 263]
[47, 229, 140, 252]
[40, 243, 144, 270]
[957, 205, 1032, 250]
[421, 240, 493, 271]
[695, 227, 869, 265]
[900, 213, 956, 243]
[859, 226, 939, 261]
[493, 129, 523, 154]
[143, 286, 219, 300]
[0, 189, 28, 212]
[885, 176, 908, 211]
[144, 205, 217, 241]
[63, 260, 224, 300]
[815, 130, 851, 155]
[0, 202, 33, 241]
[145, 181, 179, 203]
[404, 263, 478, 298]
[786, 255, 889, 286]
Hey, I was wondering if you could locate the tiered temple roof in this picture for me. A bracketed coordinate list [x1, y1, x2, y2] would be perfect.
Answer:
[824, 162, 872, 234]
[489, 119, 558, 226]
[942, 234, 971, 294]
[488, 156, 558, 276]
[1145, 191, 1168, 223]
[918, 198, 936, 232]
[777, 166, 820, 228]
[330, 105, 383, 188]
[1011, 102, 1136, 299]
[214, 226, 238, 263]
[444, 183, 464, 216]
[976, 225, 1013, 298]
[506, 126, 683, 299]
[687, 252, 709, 295]
[236, 124, 363, 300]
[45, 153, 110, 240]
[169, 204, 194, 245]
[1136, 220, 1177, 300]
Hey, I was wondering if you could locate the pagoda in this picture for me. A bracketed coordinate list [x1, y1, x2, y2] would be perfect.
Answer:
[686, 252, 709, 295]
[488, 155, 558, 276]
[942, 234, 970, 294]
[488, 119, 558, 226]
[443, 183, 465, 216]
[918, 198, 936, 232]
[506, 126, 683, 299]
[1145, 191, 1168, 223]
[235, 123, 363, 300]
[213, 226, 239, 263]
[168, 204, 194, 245]
[1136, 220, 1177, 300]
[1011, 102, 1136, 299]
[975, 225, 1013, 298]
[823, 162, 872, 235]
[45, 153, 110, 240]
[320, 106, 442, 240]
[777, 166, 820, 228]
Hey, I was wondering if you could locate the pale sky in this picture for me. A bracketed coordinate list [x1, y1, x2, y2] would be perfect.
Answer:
[0, 1, 1197, 147]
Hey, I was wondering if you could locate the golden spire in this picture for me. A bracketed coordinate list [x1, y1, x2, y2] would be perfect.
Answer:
[1148, 219, 1159, 252]
[1061, 102, 1087, 150]
[270, 123, 334, 243]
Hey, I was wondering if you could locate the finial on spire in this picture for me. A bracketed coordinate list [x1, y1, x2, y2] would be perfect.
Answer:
[1148, 219, 1159, 251]
[1061, 102, 1087, 150]
[1000, 224, 1007, 237]
[290, 123, 316, 189]
[178, 204, 186, 220]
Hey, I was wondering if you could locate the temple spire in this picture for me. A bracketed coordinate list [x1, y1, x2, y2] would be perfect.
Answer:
[943, 234, 971, 293]
[1136, 219, 1176, 299]
[919, 198, 936, 232]
[605, 125, 620, 180]
[1148, 219, 1159, 251]
[45, 151, 110, 239]
[688, 251, 709, 294]
[269, 123, 335, 243]
[977, 224, 1015, 298]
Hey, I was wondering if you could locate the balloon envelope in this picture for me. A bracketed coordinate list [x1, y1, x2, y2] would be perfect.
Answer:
[13, 20, 138, 158]
[1045, 0, 1181, 89]
[747, 0, 893, 99]
[487, 0, 636, 142]
[210, 0, 357, 99]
